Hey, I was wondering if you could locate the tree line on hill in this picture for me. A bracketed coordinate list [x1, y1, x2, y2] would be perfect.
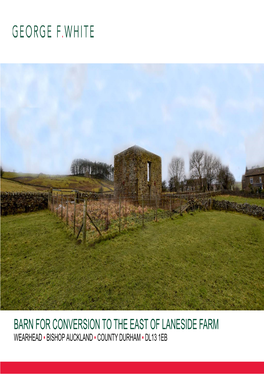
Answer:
[70, 159, 114, 181]
[163, 150, 236, 192]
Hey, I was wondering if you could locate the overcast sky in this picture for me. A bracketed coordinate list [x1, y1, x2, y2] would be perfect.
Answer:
[1, 64, 264, 181]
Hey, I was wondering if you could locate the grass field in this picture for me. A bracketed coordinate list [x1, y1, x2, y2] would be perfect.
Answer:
[1, 210, 263, 310]
[215, 195, 264, 207]
[2, 172, 114, 192]
[1, 178, 47, 192]
[234, 181, 242, 190]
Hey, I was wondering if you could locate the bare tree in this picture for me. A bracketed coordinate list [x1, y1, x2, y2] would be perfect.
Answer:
[189, 150, 223, 191]
[203, 152, 221, 190]
[217, 165, 235, 190]
[168, 157, 185, 192]
[189, 150, 204, 190]
[162, 180, 168, 192]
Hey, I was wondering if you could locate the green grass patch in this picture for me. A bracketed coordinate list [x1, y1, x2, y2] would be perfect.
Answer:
[1, 210, 264, 310]
[215, 195, 264, 207]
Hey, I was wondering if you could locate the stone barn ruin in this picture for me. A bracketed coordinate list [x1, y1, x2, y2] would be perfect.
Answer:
[114, 145, 162, 197]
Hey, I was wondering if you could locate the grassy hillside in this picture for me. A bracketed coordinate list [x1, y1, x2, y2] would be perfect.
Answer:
[215, 195, 264, 207]
[2, 172, 114, 193]
[1, 210, 263, 310]
[1, 178, 47, 192]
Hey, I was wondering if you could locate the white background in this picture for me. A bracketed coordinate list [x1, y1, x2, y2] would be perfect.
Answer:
[0, 0, 264, 364]
[0, 0, 264, 63]
[0, 311, 264, 361]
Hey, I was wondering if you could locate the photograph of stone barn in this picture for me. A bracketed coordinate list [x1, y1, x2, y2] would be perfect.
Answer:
[114, 145, 162, 198]
[1, 64, 264, 315]
[242, 166, 264, 190]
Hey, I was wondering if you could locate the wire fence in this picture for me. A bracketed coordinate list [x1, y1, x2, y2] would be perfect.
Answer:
[48, 191, 190, 245]
[47, 188, 264, 245]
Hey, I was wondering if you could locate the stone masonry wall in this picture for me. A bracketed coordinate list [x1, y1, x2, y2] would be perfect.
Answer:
[184, 197, 264, 219]
[212, 199, 264, 219]
[188, 197, 264, 219]
[114, 147, 138, 196]
[137, 150, 162, 197]
[1, 192, 48, 216]
[114, 146, 162, 197]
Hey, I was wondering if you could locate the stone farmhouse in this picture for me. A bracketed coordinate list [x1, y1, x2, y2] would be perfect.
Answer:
[114, 145, 162, 197]
[242, 166, 264, 190]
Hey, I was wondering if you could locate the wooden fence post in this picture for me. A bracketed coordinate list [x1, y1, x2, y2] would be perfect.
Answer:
[74, 192, 77, 234]
[155, 194, 158, 222]
[56, 193, 59, 215]
[142, 195, 144, 227]
[170, 195, 172, 218]
[61, 192, 63, 219]
[83, 198, 87, 245]
[124, 199, 127, 226]
[66, 197, 69, 225]
[180, 195, 182, 215]
[52, 194, 54, 213]
[105, 206, 109, 231]
[119, 196, 121, 233]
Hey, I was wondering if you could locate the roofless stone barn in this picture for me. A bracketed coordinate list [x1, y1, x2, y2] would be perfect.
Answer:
[114, 145, 162, 197]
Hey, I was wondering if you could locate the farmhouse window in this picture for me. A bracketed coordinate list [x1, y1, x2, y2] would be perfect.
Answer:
[260, 177, 262, 183]
[250, 178, 253, 184]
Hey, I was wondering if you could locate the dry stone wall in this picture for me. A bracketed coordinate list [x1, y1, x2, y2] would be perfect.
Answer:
[186, 197, 264, 219]
[169, 191, 223, 199]
[212, 199, 264, 219]
[1, 192, 48, 216]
